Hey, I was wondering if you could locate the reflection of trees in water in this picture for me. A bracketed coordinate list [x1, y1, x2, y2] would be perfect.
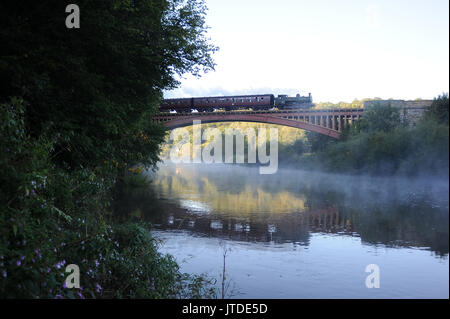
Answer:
[302, 179, 449, 257]
[152, 167, 308, 215]
[121, 165, 449, 257]
[338, 204, 449, 257]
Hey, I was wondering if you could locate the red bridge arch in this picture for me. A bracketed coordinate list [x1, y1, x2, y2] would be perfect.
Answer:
[153, 109, 364, 139]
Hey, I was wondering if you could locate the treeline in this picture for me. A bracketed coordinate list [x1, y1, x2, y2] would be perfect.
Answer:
[0, 1, 217, 298]
[300, 94, 449, 176]
[312, 97, 429, 109]
[312, 97, 383, 109]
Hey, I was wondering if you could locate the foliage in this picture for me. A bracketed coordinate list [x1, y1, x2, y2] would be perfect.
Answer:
[263, 98, 449, 176]
[345, 102, 402, 135]
[314, 99, 449, 176]
[0, 100, 217, 298]
[0, 0, 217, 171]
[0, 1, 217, 298]
[424, 93, 449, 124]
[313, 97, 383, 109]
[160, 121, 307, 161]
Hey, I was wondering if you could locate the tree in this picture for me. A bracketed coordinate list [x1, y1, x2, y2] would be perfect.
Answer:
[425, 93, 449, 124]
[0, 0, 218, 171]
[353, 102, 401, 134]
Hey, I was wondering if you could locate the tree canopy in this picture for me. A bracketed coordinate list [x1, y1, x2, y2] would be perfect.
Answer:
[0, 0, 217, 170]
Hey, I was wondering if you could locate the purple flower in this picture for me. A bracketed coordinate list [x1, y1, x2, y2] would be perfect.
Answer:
[55, 260, 66, 269]
[96, 284, 102, 293]
[62, 281, 67, 289]
[35, 249, 42, 259]
[16, 260, 21, 266]
[2, 270, 7, 278]
[20, 256, 25, 261]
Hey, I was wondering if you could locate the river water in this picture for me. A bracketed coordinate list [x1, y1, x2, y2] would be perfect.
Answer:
[142, 163, 449, 298]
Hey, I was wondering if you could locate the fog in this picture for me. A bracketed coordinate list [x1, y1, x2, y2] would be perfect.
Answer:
[145, 162, 449, 298]
[153, 161, 449, 209]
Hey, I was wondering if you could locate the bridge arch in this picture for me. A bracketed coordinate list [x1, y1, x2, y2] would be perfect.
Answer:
[156, 114, 340, 138]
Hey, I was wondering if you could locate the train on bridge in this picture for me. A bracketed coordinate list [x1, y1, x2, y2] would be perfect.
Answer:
[160, 93, 313, 112]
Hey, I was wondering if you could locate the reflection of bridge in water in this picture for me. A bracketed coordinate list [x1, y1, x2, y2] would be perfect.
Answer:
[162, 205, 351, 245]
[157, 202, 448, 256]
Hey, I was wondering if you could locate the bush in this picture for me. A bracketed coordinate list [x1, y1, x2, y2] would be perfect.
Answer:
[0, 99, 216, 298]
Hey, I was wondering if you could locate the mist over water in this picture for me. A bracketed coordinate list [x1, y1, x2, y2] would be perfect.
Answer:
[143, 163, 449, 298]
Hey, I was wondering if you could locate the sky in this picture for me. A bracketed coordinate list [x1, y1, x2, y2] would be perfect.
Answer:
[164, 0, 449, 103]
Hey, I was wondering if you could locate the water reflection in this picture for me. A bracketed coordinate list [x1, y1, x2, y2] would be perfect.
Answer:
[145, 163, 449, 257]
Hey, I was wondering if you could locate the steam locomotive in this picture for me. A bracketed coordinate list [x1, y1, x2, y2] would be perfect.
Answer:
[159, 93, 312, 112]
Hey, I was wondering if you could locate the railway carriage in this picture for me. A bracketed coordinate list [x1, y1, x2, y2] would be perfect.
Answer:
[160, 93, 311, 112]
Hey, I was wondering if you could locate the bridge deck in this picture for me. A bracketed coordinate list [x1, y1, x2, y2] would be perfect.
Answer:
[155, 108, 364, 117]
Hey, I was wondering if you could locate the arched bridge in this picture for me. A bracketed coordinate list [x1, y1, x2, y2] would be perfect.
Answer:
[153, 109, 364, 139]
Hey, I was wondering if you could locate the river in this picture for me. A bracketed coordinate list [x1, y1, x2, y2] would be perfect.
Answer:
[139, 163, 449, 298]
